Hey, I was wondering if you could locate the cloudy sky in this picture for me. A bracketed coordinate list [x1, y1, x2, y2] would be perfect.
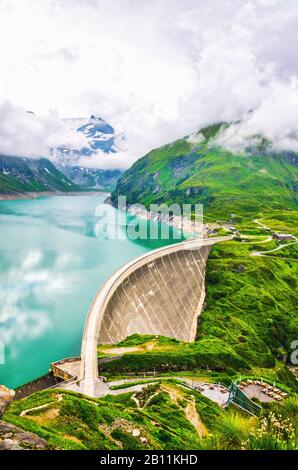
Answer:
[0, 0, 298, 167]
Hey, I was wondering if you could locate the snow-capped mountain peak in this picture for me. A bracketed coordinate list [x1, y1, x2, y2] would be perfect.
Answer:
[56, 115, 116, 161]
[51, 115, 123, 190]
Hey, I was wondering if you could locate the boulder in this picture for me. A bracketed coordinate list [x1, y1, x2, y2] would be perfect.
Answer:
[0, 421, 49, 450]
[0, 385, 15, 418]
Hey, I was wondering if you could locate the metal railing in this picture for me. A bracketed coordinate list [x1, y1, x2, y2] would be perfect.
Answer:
[227, 382, 262, 416]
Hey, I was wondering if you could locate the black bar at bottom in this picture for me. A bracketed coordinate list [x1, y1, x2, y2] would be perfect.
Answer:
[0, 450, 296, 466]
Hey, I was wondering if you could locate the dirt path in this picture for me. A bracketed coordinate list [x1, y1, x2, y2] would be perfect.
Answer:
[185, 398, 207, 438]
[240, 236, 272, 244]
[100, 346, 141, 355]
[161, 384, 206, 437]
[100, 341, 158, 356]
[254, 218, 271, 231]
[20, 394, 63, 417]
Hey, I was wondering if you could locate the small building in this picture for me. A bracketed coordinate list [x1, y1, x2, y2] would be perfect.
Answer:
[272, 232, 294, 241]
[207, 228, 218, 235]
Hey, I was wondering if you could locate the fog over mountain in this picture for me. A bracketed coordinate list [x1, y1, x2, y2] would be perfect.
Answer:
[0, 0, 298, 168]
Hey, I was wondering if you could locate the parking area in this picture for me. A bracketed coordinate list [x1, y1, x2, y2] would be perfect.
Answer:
[194, 383, 229, 406]
[237, 379, 288, 402]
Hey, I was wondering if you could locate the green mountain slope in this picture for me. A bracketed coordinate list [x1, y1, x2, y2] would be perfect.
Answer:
[3, 384, 298, 450]
[59, 165, 123, 191]
[0, 155, 80, 195]
[98, 239, 298, 378]
[111, 124, 298, 218]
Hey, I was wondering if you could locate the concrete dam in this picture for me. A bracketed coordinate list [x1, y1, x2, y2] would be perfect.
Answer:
[76, 236, 231, 397]
[98, 244, 210, 344]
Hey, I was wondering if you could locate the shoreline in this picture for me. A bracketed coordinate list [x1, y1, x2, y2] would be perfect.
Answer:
[127, 204, 203, 236]
[0, 190, 109, 201]
[0, 191, 228, 238]
[109, 199, 223, 237]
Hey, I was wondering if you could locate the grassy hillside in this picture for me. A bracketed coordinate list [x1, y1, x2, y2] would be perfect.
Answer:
[0, 155, 80, 195]
[3, 385, 298, 450]
[98, 239, 298, 390]
[202, 240, 298, 368]
[111, 124, 298, 219]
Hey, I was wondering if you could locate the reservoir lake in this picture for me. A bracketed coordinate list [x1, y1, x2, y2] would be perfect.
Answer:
[0, 194, 182, 388]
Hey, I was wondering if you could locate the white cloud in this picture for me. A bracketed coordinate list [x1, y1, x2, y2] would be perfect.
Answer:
[0, 0, 297, 166]
[187, 133, 204, 146]
[0, 100, 88, 158]
[215, 79, 298, 152]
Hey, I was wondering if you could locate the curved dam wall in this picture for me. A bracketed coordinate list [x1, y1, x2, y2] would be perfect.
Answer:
[98, 245, 210, 343]
[79, 237, 231, 396]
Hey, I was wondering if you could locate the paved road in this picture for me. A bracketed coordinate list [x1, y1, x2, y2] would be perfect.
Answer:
[252, 239, 298, 257]
[254, 218, 271, 231]
[59, 375, 229, 409]
[77, 236, 232, 397]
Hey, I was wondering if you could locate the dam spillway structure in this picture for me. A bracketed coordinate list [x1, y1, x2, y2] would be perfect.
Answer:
[78, 237, 231, 397]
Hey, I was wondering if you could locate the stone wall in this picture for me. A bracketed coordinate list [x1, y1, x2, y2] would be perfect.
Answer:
[14, 373, 62, 400]
[51, 357, 80, 381]
[98, 245, 210, 344]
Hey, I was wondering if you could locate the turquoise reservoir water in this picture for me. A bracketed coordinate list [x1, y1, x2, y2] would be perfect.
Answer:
[0, 195, 182, 389]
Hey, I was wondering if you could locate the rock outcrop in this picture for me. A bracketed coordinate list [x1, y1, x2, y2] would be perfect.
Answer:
[0, 384, 49, 450]
[0, 421, 49, 450]
[0, 385, 15, 418]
